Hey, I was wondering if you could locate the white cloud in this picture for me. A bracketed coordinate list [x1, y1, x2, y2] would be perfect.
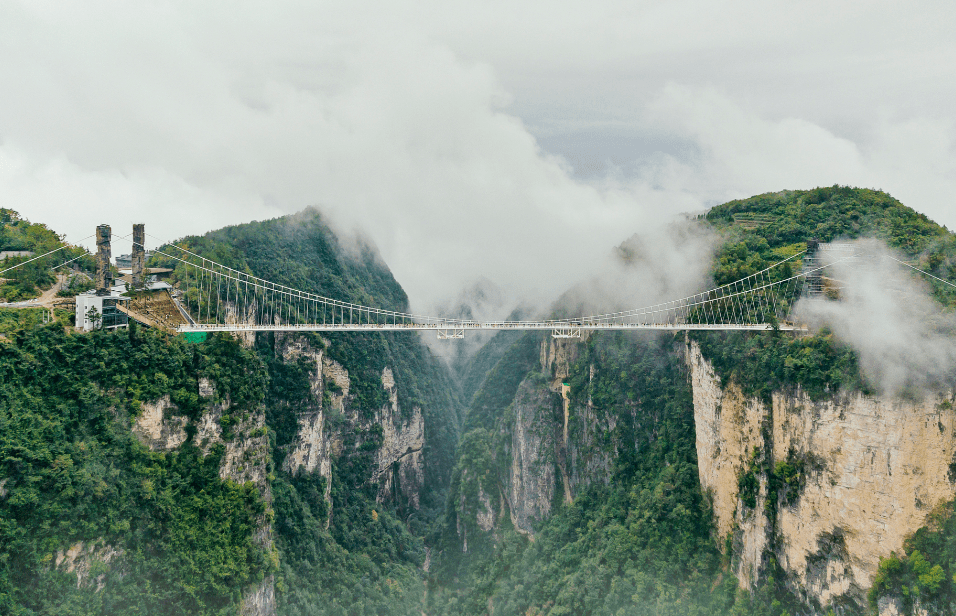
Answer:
[0, 1, 954, 311]
[794, 240, 956, 394]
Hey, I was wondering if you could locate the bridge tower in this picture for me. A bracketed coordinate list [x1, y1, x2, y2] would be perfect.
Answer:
[95, 224, 112, 295]
[131, 223, 145, 289]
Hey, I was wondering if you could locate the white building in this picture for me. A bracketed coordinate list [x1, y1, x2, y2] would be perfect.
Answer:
[75, 285, 130, 331]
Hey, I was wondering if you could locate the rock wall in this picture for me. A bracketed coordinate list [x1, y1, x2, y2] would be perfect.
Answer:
[453, 333, 636, 539]
[279, 337, 335, 514]
[132, 395, 187, 451]
[54, 540, 122, 591]
[687, 341, 772, 587]
[131, 378, 277, 616]
[276, 335, 426, 512]
[508, 377, 558, 532]
[455, 334, 622, 538]
[687, 339, 956, 610]
[374, 367, 425, 508]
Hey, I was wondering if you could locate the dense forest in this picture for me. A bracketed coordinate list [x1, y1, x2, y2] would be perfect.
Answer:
[0, 320, 271, 613]
[426, 187, 956, 616]
[1, 187, 955, 615]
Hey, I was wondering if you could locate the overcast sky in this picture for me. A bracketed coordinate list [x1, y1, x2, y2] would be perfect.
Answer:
[2, 1, 954, 309]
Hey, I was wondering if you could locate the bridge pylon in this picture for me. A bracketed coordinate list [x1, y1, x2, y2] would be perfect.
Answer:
[95, 224, 112, 296]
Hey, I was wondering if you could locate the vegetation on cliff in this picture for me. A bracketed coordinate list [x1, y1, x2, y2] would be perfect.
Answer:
[2, 207, 463, 615]
[429, 331, 806, 615]
[4, 187, 956, 615]
[429, 186, 956, 616]
[869, 500, 956, 615]
[695, 186, 956, 400]
[706, 186, 955, 301]
[0, 318, 269, 615]
[152, 209, 464, 615]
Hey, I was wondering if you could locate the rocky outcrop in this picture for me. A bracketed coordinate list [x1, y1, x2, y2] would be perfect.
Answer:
[204, 377, 276, 616]
[277, 335, 427, 513]
[773, 389, 956, 608]
[71, 378, 276, 614]
[374, 368, 425, 508]
[279, 338, 335, 520]
[132, 395, 187, 451]
[508, 377, 558, 532]
[453, 334, 620, 538]
[54, 540, 123, 591]
[240, 574, 277, 616]
[688, 342, 771, 587]
[687, 339, 956, 610]
[475, 486, 495, 532]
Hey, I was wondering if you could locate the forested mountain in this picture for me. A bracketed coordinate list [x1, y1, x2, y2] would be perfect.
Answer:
[427, 187, 956, 616]
[1, 208, 463, 615]
[2, 187, 955, 615]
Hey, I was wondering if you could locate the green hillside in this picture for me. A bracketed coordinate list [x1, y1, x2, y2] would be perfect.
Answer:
[428, 187, 956, 616]
[697, 187, 955, 400]
[2, 187, 955, 615]
[0, 209, 94, 302]
[0, 323, 270, 614]
[153, 209, 464, 615]
[1, 208, 463, 615]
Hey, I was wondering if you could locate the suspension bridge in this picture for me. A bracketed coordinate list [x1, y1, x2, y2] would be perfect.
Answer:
[4, 224, 907, 338]
[133, 226, 841, 338]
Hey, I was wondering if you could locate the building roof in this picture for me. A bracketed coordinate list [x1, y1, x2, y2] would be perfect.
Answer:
[78, 285, 131, 300]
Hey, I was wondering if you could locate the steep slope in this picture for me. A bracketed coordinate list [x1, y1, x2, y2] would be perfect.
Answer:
[689, 187, 956, 614]
[688, 339, 956, 612]
[0, 321, 272, 614]
[0, 207, 463, 616]
[4, 187, 956, 615]
[428, 330, 763, 615]
[429, 187, 956, 616]
[155, 208, 465, 615]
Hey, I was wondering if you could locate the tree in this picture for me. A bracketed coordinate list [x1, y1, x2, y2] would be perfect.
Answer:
[85, 305, 101, 329]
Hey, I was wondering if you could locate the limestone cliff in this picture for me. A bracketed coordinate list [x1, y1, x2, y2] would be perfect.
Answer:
[278, 337, 335, 514]
[508, 376, 558, 532]
[54, 540, 123, 592]
[276, 335, 426, 513]
[374, 367, 425, 509]
[687, 339, 956, 611]
[455, 334, 623, 538]
[129, 378, 277, 616]
[131, 395, 188, 451]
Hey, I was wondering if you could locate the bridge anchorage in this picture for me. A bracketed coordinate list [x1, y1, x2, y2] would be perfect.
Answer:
[76, 224, 932, 339]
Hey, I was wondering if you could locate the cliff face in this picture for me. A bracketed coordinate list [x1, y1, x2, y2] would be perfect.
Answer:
[688, 339, 956, 610]
[277, 335, 426, 513]
[277, 337, 335, 514]
[375, 366, 425, 509]
[453, 334, 626, 540]
[132, 377, 276, 616]
[508, 376, 558, 532]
